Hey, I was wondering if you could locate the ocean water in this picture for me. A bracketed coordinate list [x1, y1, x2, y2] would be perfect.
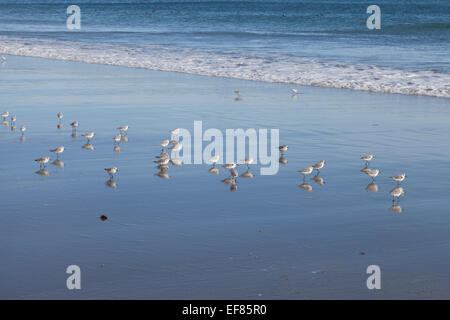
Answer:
[0, 0, 449, 97]
[1, 56, 450, 299]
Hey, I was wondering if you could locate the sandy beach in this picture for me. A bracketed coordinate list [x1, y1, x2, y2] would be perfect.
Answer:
[1, 55, 449, 299]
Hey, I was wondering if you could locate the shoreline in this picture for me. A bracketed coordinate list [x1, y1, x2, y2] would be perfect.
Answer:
[1, 36, 448, 99]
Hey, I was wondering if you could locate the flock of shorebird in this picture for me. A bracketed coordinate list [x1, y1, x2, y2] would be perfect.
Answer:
[1, 87, 406, 210]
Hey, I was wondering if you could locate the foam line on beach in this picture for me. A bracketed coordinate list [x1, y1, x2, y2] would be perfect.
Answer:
[1, 36, 448, 98]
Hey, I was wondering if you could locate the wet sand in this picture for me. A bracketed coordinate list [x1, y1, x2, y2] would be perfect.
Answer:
[0, 55, 450, 299]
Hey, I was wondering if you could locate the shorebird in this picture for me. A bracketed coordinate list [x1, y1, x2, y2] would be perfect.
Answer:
[170, 159, 182, 166]
[389, 186, 405, 201]
[154, 158, 170, 165]
[117, 125, 129, 135]
[57, 112, 63, 122]
[222, 162, 238, 170]
[298, 166, 314, 179]
[35, 156, 50, 169]
[160, 139, 170, 150]
[50, 146, 65, 159]
[365, 169, 379, 180]
[11, 115, 16, 124]
[361, 154, 374, 165]
[279, 145, 288, 154]
[156, 151, 169, 159]
[20, 125, 26, 135]
[312, 160, 325, 172]
[170, 128, 180, 136]
[169, 143, 182, 152]
[1, 56, 6, 62]
[390, 173, 406, 184]
[70, 121, 79, 131]
[209, 155, 220, 165]
[104, 167, 118, 178]
[1, 111, 9, 121]
[240, 157, 254, 168]
[291, 89, 298, 94]
[82, 132, 95, 142]
[234, 90, 241, 96]
[113, 134, 122, 144]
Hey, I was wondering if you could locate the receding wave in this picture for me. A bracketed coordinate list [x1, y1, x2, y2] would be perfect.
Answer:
[1, 36, 448, 98]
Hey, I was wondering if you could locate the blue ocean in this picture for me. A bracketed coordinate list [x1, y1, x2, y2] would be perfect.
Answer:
[0, 0, 449, 97]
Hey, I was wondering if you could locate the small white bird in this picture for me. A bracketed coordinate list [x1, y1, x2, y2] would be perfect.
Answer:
[1, 56, 6, 62]
[230, 168, 238, 178]
[57, 112, 63, 121]
[154, 158, 170, 165]
[209, 155, 220, 164]
[279, 145, 288, 153]
[105, 167, 118, 178]
[222, 162, 238, 170]
[113, 134, 122, 143]
[117, 125, 129, 134]
[1, 111, 9, 120]
[240, 158, 254, 166]
[11, 115, 16, 123]
[156, 151, 169, 159]
[361, 154, 374, 164]
[35, 156, 51, 168]
[160, 139, 170, 148]
[50, 146, 65, 158]
[312, 160, 325, 171]
[291, 89, 298, 94]
[298, 166, 314, 177]
[365, 169, 380, 180]
[82, 132, 95, 142]
[169, 143, 182, 152]
[170, 128, 180, 135]
[170, 159, 182, 166]
[389, 186, 405, 200]
[70, 121, 79, 130]
[390, 173, 406, 184]
[20, 125, 26, 135]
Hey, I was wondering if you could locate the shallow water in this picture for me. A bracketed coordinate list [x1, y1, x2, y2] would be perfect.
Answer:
[0, 56, 450, 299]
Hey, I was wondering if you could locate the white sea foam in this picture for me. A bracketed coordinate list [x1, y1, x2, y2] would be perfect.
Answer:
[1, 36, 448, 98]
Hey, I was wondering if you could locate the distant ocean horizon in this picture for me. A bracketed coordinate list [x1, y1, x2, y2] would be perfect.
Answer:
[0, 0, 449, 97]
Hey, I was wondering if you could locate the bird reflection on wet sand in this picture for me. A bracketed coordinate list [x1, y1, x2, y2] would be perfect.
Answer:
[299, 183, 312, 192]
[312, 174, 325, 186]
[279, 157, 288, 165]
[155, 171, 170, 179]
[52, 159, 64, 168]
[105, 179, 117, 188]
[389, 204, 402, 213]
[365, 182, 378, 192]
[240, 171, 254, 178]
[82, 143, 94, 151]
[35, 169, 50, 177]
[209, 167, 219, 175]
[114, 146, 121, 153]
